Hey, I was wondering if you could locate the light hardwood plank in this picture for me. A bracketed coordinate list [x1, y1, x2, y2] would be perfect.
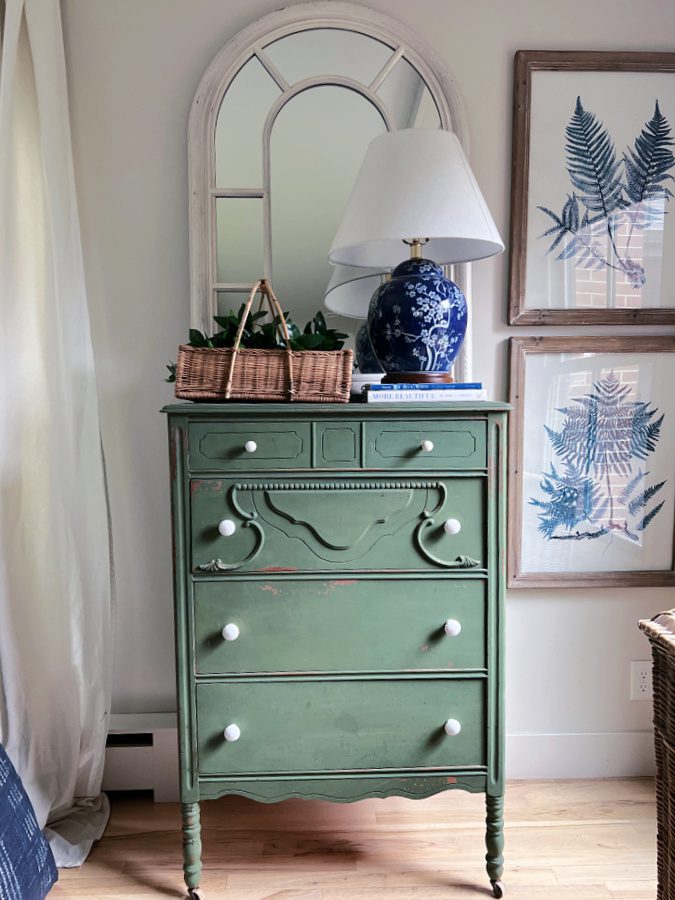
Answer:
[52, 778, 656, 899]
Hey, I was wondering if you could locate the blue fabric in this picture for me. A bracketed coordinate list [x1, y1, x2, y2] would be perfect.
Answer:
[0, 745, 57, 899]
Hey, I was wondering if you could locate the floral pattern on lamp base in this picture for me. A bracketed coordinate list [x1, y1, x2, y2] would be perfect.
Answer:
[367, 258, 467, 375]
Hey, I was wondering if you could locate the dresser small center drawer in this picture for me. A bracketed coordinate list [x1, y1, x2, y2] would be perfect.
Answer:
[194, 578, 486, 675]
[196, 678, 485, 776]
[189, 422, 311, 471]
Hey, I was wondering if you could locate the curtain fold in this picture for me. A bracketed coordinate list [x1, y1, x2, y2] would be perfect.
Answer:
[0, 0, 113, 867]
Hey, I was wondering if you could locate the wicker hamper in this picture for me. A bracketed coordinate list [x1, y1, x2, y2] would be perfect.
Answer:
[175, 280, 352, 403]
[640, 610, 675, 900]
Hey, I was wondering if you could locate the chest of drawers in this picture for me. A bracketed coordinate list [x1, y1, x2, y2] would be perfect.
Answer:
[164, 402, 508, 898]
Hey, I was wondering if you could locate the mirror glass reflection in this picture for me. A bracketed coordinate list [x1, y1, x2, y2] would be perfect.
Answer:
[215, 57, 280, 187]
[213, 27, 440, 330]
[377, 57, 441, 129]
[270, 85, 386, 324]
[216, 198, 265, 284]
[263, 28, 392, 85]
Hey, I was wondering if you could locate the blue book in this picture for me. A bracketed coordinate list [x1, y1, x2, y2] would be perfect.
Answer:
[368, 382, 482, 391]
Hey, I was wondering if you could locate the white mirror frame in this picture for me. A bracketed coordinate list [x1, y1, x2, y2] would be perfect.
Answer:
[188, 0, 474, 380]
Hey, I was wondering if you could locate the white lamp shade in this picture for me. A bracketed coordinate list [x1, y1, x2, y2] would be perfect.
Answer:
[329, 129, 504, 268]
[324, 265, 387, 318]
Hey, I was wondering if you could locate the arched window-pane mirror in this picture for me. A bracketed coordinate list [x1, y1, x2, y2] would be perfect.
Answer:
[189, 1, 472, 378]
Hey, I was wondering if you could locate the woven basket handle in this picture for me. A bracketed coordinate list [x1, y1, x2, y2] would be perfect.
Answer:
[224, 279, 295, 400]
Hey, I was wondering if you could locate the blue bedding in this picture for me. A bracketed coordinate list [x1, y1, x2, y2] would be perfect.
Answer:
[0, 745, 57, 899]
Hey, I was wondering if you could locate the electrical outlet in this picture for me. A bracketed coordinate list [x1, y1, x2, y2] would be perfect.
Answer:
[630, 661, 653, 700]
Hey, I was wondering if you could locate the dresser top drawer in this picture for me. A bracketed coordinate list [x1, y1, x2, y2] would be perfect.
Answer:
[365, 420, 486, 470]
[189, 422, 311, 471]
[185, 415, 490, 473]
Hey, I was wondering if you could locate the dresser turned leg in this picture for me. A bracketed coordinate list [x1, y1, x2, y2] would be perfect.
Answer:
[485, 793, 505, 896]
[181, 802, 203, 898]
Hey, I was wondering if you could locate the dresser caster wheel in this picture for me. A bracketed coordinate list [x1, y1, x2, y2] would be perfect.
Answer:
[491, 880, 505, 898]
[187, 889, 205, 899]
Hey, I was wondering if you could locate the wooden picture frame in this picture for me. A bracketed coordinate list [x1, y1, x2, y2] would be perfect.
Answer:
[508, 336, 675, 588]
[509, 50, 675, 325]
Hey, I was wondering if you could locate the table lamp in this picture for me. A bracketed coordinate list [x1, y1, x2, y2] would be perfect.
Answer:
[324, 264, 386, 376]
[328, 129, 503, 382]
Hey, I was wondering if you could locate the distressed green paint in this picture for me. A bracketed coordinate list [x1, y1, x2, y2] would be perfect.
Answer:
[190, 477, 486, 572]
[315, 422, 360, 467]
[196, 677, 485, 775]
[181, 801, 202, 891]
[198, 771, 488, 802]
[189, 421, 311, 471]
[193, 577, 486, 675]
[485, 793, 505, 893]
[365, 419, 486, 469]
[163, 401, 508, 896]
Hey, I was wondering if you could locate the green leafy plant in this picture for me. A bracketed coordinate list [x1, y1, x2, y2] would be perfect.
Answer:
[165, 306, 347, 382]
[287, 311, 347, 351]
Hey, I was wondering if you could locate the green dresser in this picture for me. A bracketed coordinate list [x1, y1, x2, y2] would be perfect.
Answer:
[163, 402, 508, 898]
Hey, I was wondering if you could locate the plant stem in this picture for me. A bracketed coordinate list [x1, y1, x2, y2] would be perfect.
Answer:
[605, 465, 614, 525]
[563, 225, 628, 275]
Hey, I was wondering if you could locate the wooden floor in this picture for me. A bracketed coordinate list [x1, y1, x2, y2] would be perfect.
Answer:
[52, 778, 656, 899]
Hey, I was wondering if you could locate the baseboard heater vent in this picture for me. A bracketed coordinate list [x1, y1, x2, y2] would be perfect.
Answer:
[102, 713, 178, 801]
[106, 732, 153, 748]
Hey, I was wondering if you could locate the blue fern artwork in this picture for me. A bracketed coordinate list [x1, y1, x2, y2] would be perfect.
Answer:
[539, 98, 675, 287]
[530, 373, 666, 541]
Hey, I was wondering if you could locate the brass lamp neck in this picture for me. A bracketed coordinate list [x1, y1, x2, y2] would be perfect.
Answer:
[404, 238, 429, 259]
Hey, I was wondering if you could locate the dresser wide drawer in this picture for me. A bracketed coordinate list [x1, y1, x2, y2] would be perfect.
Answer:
[194, 578, 486, 675]
[189, 422, 311, 471]
[191, 477, 485, 574]
[196, 678, 485, 775]
[365, 420, 486, 470]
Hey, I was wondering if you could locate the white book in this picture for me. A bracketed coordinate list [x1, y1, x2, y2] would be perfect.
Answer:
[367, 389, 487, 403]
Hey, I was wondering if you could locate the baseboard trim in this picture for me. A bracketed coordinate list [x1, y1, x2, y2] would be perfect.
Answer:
[103, 716, 655, 796]
[506, 730, 655, 779]
[103, 713, 179, 801]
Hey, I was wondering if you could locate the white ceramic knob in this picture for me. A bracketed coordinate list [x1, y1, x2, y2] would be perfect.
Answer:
[421, 439, 434, 452]
[244, 440, 257, 453]
[218, 519, 236, 537]
[221, 623, 240, 642]
[444, 618, 462, 637]
[444, 718, 462, 737]
[444, 518, 462, 536]
[223, 724, 241, 742]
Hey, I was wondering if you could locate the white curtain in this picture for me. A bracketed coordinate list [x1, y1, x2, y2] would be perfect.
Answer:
[0, 0, 113, 867]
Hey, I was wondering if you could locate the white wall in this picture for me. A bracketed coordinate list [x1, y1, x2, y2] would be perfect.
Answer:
[61, 0, 675, 776]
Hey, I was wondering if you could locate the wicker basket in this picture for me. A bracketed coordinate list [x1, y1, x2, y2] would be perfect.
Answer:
[639, 609, 675, 900]
[175, 280, 352, 403]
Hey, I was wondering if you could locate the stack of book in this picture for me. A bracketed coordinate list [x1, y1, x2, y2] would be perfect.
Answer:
[365, 382, 486, 403]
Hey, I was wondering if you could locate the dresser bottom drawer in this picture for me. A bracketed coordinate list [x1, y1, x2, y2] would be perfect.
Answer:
[196, 678, 485, 775]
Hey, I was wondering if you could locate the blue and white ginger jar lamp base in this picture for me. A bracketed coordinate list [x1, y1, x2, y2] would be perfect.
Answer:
[367, 257, 467, 381]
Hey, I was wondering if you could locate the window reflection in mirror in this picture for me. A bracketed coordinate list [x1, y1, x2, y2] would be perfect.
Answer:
[216, 198, 265, 284]
[215, 57, 280, 188]
[263, 28, 393, 85]
[270, 85, 386, 324]
[377, 57, 441, 129]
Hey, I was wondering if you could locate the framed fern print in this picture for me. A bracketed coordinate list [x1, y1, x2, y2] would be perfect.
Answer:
[509, 51, 675, 325]
[508, 336, 675, 587]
